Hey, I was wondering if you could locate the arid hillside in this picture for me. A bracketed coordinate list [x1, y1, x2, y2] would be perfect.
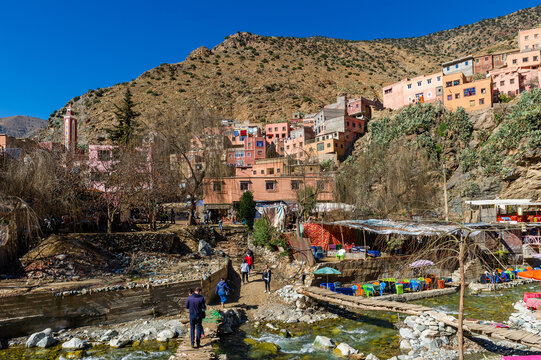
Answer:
[41, 6, 541, 145]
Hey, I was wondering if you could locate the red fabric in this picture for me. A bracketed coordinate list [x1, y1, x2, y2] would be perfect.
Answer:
[240, 130, 247, 136]
[303, 223, 357, 250]
[244, 255, 253, 265]
[524, 292, 541, 303]
[525, 298, 541, 310]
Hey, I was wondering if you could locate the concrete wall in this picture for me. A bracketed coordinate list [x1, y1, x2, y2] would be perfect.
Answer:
[0, 260, 228, 339]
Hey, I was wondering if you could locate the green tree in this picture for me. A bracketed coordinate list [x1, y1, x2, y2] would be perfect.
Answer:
[107, 88, 140, 146]
[237, 191, 256, 230]
[253, 217, 276, 249]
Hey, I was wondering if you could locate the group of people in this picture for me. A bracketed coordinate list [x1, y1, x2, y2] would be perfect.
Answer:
[185, 249, 274, 349]
[158, 207, 175, 224]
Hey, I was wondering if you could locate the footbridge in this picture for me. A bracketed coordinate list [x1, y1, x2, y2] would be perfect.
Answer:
[299, 286, 541, 350]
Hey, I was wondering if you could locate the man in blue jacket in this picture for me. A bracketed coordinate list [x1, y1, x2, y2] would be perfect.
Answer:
[186, 287, 206, 348]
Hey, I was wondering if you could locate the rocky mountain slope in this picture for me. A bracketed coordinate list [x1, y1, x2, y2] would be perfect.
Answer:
[42, 6, 541, 145]
[0, 115, 47, 138]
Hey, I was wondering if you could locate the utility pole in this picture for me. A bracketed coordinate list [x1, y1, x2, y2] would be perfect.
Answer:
[443, 162, 449, 221]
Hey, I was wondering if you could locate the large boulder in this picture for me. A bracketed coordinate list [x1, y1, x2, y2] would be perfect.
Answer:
[109, 337, 130, 348]
[199, 240, 214, 256]
[399, 327, 416, 339]
[335, 342, 358, 356]
[36, 336, 57, 348]
[156, 329, 176, 342]
[313, 335, 335, 349]
[26, 332, 47, 348]
[62, 337, 85, 350]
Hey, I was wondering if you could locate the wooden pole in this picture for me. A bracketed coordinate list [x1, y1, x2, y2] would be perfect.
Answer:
[458, 236, 465, 360]
[363, 230, 367, 260]
[443, 162, 449, 222]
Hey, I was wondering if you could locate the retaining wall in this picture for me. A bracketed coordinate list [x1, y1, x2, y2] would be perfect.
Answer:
[0, 259, 228, 339]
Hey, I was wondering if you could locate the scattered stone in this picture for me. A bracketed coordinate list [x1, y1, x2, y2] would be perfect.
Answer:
[62, 337, 85, 350]
[279, 329, 291, 338]
[198, 240, 214, 256]
[365, 354, 379, 360]
[156, 329, 175, 342]
[36, 336, 57, 348]
[335, 342, 358, 356]
[109, 337, 130, 348]
[313, 335, 335, 349]
[26, 331, 47, 348]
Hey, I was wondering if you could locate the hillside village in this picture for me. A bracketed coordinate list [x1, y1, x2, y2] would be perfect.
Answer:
[3, 10, 541, 360]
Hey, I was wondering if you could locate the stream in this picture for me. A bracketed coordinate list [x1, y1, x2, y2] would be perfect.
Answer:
[216, 282, 539, 359]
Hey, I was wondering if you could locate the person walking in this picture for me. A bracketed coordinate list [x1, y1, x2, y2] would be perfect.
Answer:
[170, 208, 175, 224]
[218, 218, 223, 231]
[215, 277, 231, 309]
[185, 287, 206, 348]
[244, 252, 254, 275]
[240, 259, 250, 284]
[262, 265, 272, 293]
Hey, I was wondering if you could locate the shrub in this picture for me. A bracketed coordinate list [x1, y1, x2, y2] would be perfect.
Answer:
[237, 191, 256, 230]
[252, 218, 276, 249]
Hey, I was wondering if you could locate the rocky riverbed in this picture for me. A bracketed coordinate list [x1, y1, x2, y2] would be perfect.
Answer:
[508, 300, 541, 334]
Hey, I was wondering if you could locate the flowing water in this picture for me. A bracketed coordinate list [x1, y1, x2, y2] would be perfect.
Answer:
[0, 341, 177, 360]
[216, 282, 540, 359]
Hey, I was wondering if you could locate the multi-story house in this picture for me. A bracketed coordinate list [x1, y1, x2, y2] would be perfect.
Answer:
[382, 72, 443, 110]
[491, 66, 540, 97]
[442, 73, 492, 112]
[304, 133, 346, 163]
[265, 122, 291, 144]
[284, 126, 315, 161]
[225, 135, 266, 167]
[443, 56, 474, 77]
[473, 52, 515, 74]
[506, 50, 541, 69]
[346, 97, 383, 118]
[518, 27, 541, 52]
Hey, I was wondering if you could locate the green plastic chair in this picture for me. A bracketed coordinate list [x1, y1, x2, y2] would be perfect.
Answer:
[395, 283, 404, 295]
[362, 284, 375, 297]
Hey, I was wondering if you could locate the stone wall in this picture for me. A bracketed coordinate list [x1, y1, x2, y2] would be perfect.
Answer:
[0, 260, 228, 339]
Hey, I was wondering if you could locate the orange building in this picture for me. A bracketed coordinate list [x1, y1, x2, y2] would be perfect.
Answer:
[442, 73, 492, 112]
[506, 50, 541, 69]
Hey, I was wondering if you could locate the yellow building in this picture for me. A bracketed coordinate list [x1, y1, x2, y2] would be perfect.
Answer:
[442, 73, 493, 112]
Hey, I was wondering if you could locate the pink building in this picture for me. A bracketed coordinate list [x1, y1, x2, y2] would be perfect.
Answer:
[225, 124, 261, 147]
[284, 126, 315, 161]
[203, 173, 335, 206]
[383, 72, 443, 110]
[346, 97, 383, 118]
[518, 27, 541, 52]
[265, 122, 291, 144]
[491, 66, 540, 97]
[225, 135, 266, 167]
[506, 50, 541, 69]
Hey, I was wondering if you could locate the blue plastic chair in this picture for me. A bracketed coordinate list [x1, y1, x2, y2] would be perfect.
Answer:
[410, 280, 421, 292]
[334, 282, 342, 289]
[379, 282, 387, 296]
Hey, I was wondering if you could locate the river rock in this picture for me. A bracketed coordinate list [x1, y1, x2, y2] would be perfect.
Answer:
[157, 329, 175, 342]
[279, 329, 291, 338]
[404, 316, 418, 328]
[36, 336, 57, 348]
[26, 331, 47, 348]
[110, 337, 130, 348]
[313, 335, 335, 349]
[399, 327, 416, 339]
[365, 354, 379, 360]
[336, 342, 358, 356]
[62, 337, 85, 350]
[399, 339, 412, 349]
[199, 240, 214, 256]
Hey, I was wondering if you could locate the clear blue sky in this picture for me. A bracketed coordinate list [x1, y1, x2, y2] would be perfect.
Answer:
[0, 0, 539, 120]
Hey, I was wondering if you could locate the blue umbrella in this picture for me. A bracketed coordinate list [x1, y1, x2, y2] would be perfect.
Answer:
[313, 267, 341, 288]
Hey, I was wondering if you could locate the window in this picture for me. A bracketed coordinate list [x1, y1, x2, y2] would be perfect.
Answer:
[455, 93, 460, 99]
[485, 57, 488, 61]
[252, 171, 257, 175]
[525, 35, 529, 40]
[257, 150, 262, 155]
[510, 79, 515, 85]
[268, 168, 274, 175]
[260, 170, 264, 174]
[97, 150, 111, 161]
[267, 127, 272, 132]
[247, 142, 252, 147]
[535, 34, 539, 39]
[240, 181, 249, 191]
[327, 142, 331, 148]
[291, 180, 300, 190]
[246, 152, 251, 157]
[481, 88, 486, 94]
[340, 144, 344, 148]
[512, 59, 518, 64]
[500, 80, 505, 86]
[437, 76, 441, 81]
[274, 127, 278, 131]
[282, 126, 286, 131]
[346, 121, 350, 126]
[235, 151, 244, 158]
[417, 81, 422, 86]
[427, 91, 432, 97]
[470, 100, 475, 107]
[228, 153, 233, 158]
[465, 61, 468, 66]
[479, 99, 484, 105]
[447, 95, 452, 101]
[317, 142, 324, 151]
[525, 45, 530, 50]
[455, 64, 459, 68]
[534, 56, 539, 61]
[445, 81, 453, 87]
[384, 88, 392, 94]
[407, 84, 412, 89]
[256, 141, 264, 147]
[447, 66, 450, 71]
[265, 181, 275, 191]
[276, 168, 280, 173]
[453, 80, 460, 86]
[495, 56, 499, 61]
[427, 78, 432, 84]
[463, 87, 476, 97]
[213, 181, 222, 192]
[476, 58, 479, 63]
[523, 57, 529, 63]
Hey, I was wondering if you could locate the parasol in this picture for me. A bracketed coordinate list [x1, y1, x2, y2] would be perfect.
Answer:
[313, 267, 341, 288]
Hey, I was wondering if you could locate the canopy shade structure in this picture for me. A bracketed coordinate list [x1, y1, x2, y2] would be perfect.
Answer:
[500, 356, 541, 360]
[517, 269, 541, 281]
[465, 199, 541, 207]
[313, 267, 341, 275]
[313, 267, 341, 286]
[409, 260, 435, 268]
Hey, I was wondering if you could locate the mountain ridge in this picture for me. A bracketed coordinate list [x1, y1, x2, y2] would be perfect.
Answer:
[0, 115, 47, 138]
